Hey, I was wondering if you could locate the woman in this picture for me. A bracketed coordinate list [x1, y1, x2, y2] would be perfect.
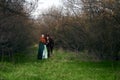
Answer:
[38, 34, 48, 59]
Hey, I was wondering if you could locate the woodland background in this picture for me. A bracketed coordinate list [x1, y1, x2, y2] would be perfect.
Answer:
[0, 0, 120, 61]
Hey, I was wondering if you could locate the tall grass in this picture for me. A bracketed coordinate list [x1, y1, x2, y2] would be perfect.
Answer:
[0, 48, 120, 80]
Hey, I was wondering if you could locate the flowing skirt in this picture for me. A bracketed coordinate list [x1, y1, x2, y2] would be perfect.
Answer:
[42, 45, 48, 59]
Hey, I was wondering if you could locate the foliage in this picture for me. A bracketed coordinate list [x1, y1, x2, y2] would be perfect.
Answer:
[0, 0, 37, 55]
[36, 0, 120, 60]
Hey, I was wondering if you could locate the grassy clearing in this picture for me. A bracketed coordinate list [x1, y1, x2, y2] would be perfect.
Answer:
[0, 48, 120, 80]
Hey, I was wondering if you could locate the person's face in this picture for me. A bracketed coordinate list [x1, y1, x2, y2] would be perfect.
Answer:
[47, 36, 49, 39]
[41, 34, 44, 38]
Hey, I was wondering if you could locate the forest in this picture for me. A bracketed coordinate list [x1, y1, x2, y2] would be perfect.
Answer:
[1, 0, 119, 60]
[36, 0, 120, 60]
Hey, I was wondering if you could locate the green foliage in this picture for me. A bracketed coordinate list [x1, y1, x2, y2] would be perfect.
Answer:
[0, 48, 120, 80]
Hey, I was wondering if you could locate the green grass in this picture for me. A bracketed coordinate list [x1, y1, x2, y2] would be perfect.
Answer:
[0, 48, 120, 80]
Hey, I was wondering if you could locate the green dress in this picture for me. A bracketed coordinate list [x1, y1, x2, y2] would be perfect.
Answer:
[38, 42, 44, 59]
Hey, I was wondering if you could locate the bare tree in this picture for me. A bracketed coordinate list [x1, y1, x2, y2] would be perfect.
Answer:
[60, 0, 120, 60]
[0, 0, 38, 61]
